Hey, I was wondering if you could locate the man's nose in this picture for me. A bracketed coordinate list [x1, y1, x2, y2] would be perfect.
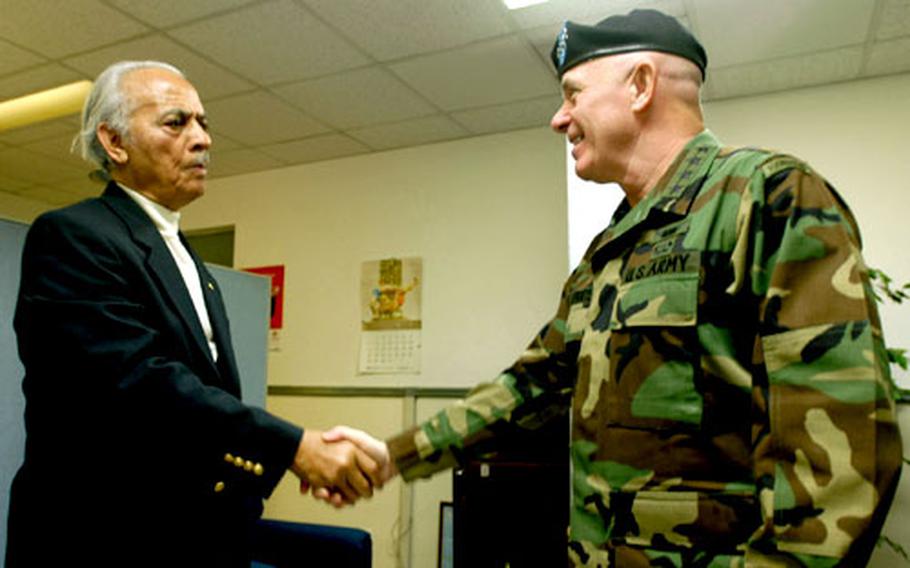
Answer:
[190, 119, 211, 151]
[550, 102, 570, 134]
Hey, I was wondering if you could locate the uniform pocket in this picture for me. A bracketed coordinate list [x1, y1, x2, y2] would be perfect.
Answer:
[611, 270, 699, 329]
[604, 273, 702, 429]
[606, 489, 758, 551]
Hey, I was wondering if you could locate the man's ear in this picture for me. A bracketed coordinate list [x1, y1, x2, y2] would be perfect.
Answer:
[96, 123, 128, 166]
[628, 60, 657, 113]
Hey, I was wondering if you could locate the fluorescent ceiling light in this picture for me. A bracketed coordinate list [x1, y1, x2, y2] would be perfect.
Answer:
[503, 0, 549, 9]
[0, 80, 92, 133]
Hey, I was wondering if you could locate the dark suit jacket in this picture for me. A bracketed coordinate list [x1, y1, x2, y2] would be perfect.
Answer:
[6, 183, 302, 567]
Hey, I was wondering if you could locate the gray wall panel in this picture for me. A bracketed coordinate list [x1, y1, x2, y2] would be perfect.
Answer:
[0, 219, 28, 564]
[208, 265, 270, 408]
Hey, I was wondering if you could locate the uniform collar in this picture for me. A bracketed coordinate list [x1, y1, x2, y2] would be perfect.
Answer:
[588, 130, 722, 270]
[605, 130, 721, 236]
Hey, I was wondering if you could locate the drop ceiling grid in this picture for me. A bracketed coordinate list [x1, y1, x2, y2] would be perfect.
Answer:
[0, 0, 907, 204]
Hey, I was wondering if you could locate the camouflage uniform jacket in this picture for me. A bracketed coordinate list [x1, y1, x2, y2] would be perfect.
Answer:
[387, 130, 902, 566]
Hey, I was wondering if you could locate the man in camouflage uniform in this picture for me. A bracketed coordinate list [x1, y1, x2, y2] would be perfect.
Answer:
[328, 9, 903, 566]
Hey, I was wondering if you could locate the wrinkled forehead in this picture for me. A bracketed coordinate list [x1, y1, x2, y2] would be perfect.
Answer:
[121, 68, 203, 116]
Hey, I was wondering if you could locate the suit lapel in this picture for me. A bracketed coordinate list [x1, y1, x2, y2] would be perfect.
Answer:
[100, 183, 220, 380]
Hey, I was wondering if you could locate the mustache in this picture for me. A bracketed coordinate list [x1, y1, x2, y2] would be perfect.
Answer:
[188, 152, 211, 168]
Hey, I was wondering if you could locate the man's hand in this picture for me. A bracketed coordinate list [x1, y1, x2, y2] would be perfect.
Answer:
[308, 426, 398, 506]
[323, 426, 397, 482]
[291, 429, 382, 508]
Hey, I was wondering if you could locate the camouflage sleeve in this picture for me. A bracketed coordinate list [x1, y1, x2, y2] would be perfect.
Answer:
[744, 158, 902, 565]
[387, 272, 580, 481]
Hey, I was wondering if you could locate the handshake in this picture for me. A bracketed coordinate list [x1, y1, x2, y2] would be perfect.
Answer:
[290, 426, 397, 507]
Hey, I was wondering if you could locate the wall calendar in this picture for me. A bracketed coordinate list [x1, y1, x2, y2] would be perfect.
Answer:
[358, 257, 422, 374]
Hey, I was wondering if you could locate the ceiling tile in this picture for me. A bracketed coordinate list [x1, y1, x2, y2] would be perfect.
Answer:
[0, 39, 46, 76]
[507, 0, 684, 30]
[259, 133, 370, 165]
[524, 25, 563, 65]
[29, 176, 101, 201]
[865, 37, 910, 76]
[0, 0, 904, 199]
[208, 148, 285, 178]
[0, 118, 79, 146]
[0, 0, 148, 59]
[347, 115, 469, 150]
[204, 91, 330, 145]
[693, 0, 874, 68]
[390, 36, 557, 111]
[876, 0, 910, 41]
[452, 94, 560, 135]
[21, 133, 94, 173]
[274, 67, 437, 129]
[68, 181, 106, 200]
[0, 147, 87, 186]
[17, 184, 85, 206]
[706, 47, 863, 101]
[209, 133, 244, 151]
[169, 0, 368, 85]
[0, 174, 33, 194]
[0, 64, 87, 100]
[302, 0, 512, 61]
[64, 34, 255, 100]
[107, 0, 257, 28]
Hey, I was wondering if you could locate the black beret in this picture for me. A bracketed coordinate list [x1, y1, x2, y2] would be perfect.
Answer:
[551, 9, 707, 79]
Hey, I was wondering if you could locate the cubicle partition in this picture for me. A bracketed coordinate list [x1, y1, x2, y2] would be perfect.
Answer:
[0, 219, 28, 561]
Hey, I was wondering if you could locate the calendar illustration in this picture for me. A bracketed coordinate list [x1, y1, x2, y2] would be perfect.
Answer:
[358, 257, 422, 374]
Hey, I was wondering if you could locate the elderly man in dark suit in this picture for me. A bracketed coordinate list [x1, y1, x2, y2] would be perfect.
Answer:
[5, 60, 383, 567]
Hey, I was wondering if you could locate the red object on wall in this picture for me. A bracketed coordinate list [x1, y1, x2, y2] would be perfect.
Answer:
[243, 265, 284, 329]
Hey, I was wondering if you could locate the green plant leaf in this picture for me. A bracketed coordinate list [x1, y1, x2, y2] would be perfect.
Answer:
[889, 348, 909, 371]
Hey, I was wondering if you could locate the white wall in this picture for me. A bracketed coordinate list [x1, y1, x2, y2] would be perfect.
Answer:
[183, 126, 569, 390]
[565, 142, 624, 270]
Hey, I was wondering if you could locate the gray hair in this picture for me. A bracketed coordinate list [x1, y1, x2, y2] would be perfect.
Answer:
[74, 60, 185, 178]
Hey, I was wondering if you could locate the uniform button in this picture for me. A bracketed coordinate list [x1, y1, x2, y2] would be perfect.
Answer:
[244, 460, 254, 472]
[253, 463, 264, 477]
[214, 481, 225, 493]
[234, 456, 244, 468]
[224, 453, 234, 463]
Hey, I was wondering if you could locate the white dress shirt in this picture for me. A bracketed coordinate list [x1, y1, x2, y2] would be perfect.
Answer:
[119, 184, 219, 362]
